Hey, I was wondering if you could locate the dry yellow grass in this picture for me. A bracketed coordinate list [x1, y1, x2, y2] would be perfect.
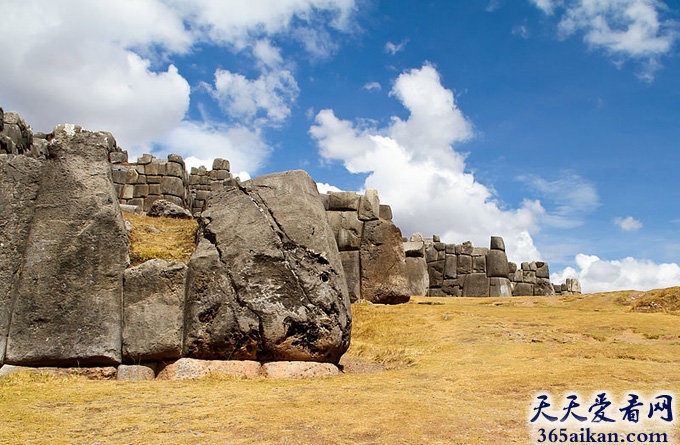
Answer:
[123, 211, 198, 265]
[1, 290, 679, 444]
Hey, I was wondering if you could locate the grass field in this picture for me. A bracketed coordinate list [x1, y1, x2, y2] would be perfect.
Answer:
[1, 289, 679, 444]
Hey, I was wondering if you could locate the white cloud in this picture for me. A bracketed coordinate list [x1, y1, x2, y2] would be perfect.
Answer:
[0, 0, 355, 173]
[518, 173, 600, 228]
[385, 40, 409, 55]
[316, 182, 343, 194]
[552, 254, 680, 292]
[530, 0, 558, 15]
[531, 0, 679, 81]
[614, 216, 643, 231]
[161, 120, 271, 177]
[0, 0, 192, 147]
[210, 68, 300, 126]
[310, 64, 544, 263]
[363, 82, 382, 92]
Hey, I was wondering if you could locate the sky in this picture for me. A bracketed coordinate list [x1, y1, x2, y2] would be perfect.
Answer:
[1, 0, 679, 293]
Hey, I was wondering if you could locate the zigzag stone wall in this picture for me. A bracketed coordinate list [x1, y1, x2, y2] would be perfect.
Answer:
[404, 234, 581, 297]
[109, 151, 234, 215]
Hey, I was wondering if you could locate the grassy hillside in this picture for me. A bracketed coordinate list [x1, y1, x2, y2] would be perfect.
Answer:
[1, 290, 679, 444]
[123, 211, 198, 266]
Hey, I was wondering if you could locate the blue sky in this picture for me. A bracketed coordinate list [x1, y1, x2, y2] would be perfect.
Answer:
[1, 0, 679, 292]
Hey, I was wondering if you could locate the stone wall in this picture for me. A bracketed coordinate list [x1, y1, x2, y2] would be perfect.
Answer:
[405, 234, 581, 297]
[109, 151, 234, 215]
[321, 190, 410, 304]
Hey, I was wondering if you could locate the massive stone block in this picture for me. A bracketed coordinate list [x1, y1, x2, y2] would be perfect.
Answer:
[360, 219, 410, 304]
[427, 260, 445, 287]
[457, 254, 473, 275]
[5, 125, 129, 366]
[490, 236, 505, 251]
[463, 273, 490, 297]
[534, 278, 555, 296]
[489, 277, 512, 297]
[536, 262, 550, 279]
[486, 250, 509, 278]
[327, 191, 361, 211]
[513, 283, 534, 296]
[358, 189, 380, 221]
[122, 259, 187, 362]
[340, 251, 361, 302]
[327, 211, 363, 251]
[0, 155, 44, 365]
[405, 257, 429, 296]
[443, 254, 457, 279]
[184, 170, 351, 363]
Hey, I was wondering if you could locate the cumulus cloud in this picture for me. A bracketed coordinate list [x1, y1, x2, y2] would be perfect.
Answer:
[210, 68, 300, 126]
[552, 254, 680, 292]
[310, 64, 544, 263]
[0, 0, 356, 173]
[162, 120, 271, 177]
[530, 0, 679, 80]
[614, 216, 643, 231]
[385, 40, 409, 55]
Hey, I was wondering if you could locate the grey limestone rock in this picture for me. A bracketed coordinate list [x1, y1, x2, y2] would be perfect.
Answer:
[457, 254, 473, 275]
[327, 211, 363, 251]
[147, 198, 192, 219]
[463, 273, 490, 297]
[513, 283, 534, 296]
[5, 125, 129, 366]
[427, 260, 445, 287]
[358, 189, 380, 221]
[486, 250, 509, 278]
[184, 170, 351, 363]
[405, 257, 429, 296]
[117, 364, 156, 381]
[360, 218, 410, 304]
[122, 259, 187, 362]
[0, 154, 45, 365]
[403, 240, 425, 258]
[534, 278, 555, 296]
[340, 250, 361, 302]
[379, 204, 393, 221]
[490, 236, 506, 251]
[489, 277, 512, 297]
[536, 262, 550, 279]
[443, 254, 457, 279]
[457, 241, 474, 255]
[327, 191, 361, 211]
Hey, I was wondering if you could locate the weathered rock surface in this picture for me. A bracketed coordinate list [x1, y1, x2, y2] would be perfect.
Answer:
[156, 358, 261, 380]
[463, 273, 490, 297]
[147, 198, 192, 219]
[184, 170, 351, 363]
[405, 257, 429, 296]
[489, 277, 512, 297]
[123, 259, 187, 362]
[4, 125, 129, 366]
[340, 251, 361, 302]
[360, 219, 410, 304]
[260, 361, 340, 379]
[0, 155, 44, 365]
[117, 364, 156, 381]
[0, 364, 117, 380]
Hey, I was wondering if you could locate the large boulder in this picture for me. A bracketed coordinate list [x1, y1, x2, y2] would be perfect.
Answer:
[0, 155, 44, 365]
[463, 273, 490, 297]
[405, 257, 429, 296]
[360, 219, 410, 304]
[122, 259, 187, 362]
[183, 170, 351, 363]
[340, 251, 361, 302]
[4, 125, 129, 366]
